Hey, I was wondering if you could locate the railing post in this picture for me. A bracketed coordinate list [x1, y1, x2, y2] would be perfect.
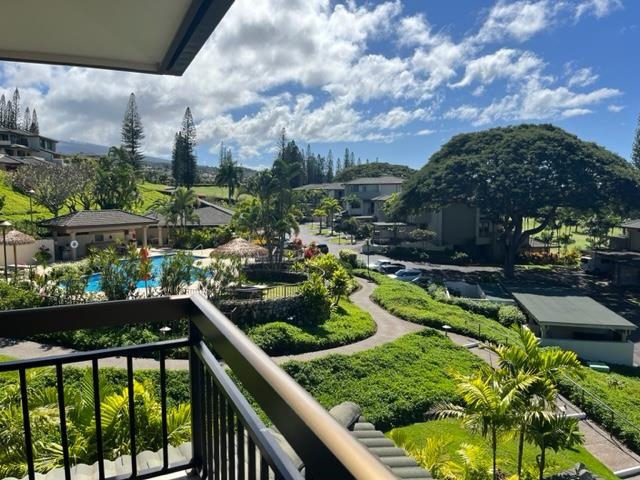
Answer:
[190, 321, 206, 477]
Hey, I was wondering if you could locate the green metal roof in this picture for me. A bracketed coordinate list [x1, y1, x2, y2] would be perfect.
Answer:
[511, 288, 636, 330]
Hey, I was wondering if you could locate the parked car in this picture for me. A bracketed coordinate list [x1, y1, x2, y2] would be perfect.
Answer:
[361, 243, 387, 254]
[378, 263, 406, 274]
[388, 268, 422, 282]
[368, 259, 393, 272]
[317, 243, 329, 254]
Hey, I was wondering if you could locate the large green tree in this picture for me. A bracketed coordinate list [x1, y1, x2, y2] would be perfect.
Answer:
[94, 147, 141, 210]
[398, 124, 640, 277]
[171, 108, 197, 187]
[11, 163, 72, 216]
[120, 92, 144, 170]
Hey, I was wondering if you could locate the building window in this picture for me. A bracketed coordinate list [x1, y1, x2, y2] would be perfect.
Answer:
[95, 234, 104, 242]
[479, 221, 491, 237]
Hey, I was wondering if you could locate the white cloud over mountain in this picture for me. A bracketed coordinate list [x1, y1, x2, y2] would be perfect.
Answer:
[0, 0, 627, 166]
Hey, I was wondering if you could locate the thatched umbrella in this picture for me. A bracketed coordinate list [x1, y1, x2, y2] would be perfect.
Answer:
[212, 237, 268, 258]
[0, 229, 36, 276]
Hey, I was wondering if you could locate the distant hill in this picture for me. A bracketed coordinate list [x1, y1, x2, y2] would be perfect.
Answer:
[57, 141, 170, 164]
[333, 162, 416, 182]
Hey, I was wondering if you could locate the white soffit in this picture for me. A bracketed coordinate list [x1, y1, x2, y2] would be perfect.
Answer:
[0, 0, 234, 75]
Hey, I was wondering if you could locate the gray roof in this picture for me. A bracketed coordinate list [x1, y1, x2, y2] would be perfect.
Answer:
[39, 210, 158, 228]
[0, 155, 51, 167]
[372, 193, 394, 202]
[511, 288, 636, 330]
[344, 176, 405, 185]
[294, 182, 345, 191]
[148, 205, 232, 227]
[621, 219, 640, 229]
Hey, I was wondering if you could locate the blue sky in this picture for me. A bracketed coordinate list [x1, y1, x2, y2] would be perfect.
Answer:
[0, 0, 637, 170]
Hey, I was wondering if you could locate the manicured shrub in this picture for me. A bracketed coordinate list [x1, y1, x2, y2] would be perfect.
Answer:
[159, 251, 194, 295]
[298, 273, 331, 324]
[497, 305, 526, 326]
[0, 281, 41, 310]
[338, 249, 358, 268]
[247, 299, 376, 355]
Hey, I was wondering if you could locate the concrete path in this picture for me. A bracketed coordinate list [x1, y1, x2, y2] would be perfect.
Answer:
[272, 277, 424, 364]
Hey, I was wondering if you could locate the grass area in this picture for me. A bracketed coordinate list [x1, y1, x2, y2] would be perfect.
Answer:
[246, 298, 376, 355]
[138, 182, 169, 211]
[0, 175, 55, 222]
[282, 330, 484, 431]
[560, 366, 640, 453]
[390, 419, 617, 480]
[358, 270, 519, 345]
[192, 185, 229, 198]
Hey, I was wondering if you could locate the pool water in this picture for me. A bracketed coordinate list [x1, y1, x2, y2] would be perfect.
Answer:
[85, 255, 206, 293]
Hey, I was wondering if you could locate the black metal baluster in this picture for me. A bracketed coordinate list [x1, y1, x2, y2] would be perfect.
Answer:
[19, 368, 35, 480]
[206, 374, 214, 479]
[127, 356, 137, 477]
[55, 364, 71, 479]
[160, 350, 168, 471]
[227, 403, 235, 479]
[260, 455, 268, 480]
[236, 420, 245, 480]
[213, 381, 220, 480]
[92, 359, 105, 480]
[247, 437, 256, 480]
[190, 327, 205, 475]
[220, 395, 228, 480]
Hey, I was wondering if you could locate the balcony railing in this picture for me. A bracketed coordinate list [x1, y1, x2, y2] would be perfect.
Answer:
[0, 294, 396, 480]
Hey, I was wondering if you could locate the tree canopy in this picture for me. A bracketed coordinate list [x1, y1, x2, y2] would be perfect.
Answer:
[398, 124, 640, 277]
[171, 107, 197, 187]
[334, 161, 415, 182]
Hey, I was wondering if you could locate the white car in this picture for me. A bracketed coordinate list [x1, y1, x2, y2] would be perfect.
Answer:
[388, 268, 422, 282]
[368, 260, 393, 272]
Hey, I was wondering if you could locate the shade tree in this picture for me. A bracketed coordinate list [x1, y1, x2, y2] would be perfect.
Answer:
[398, 124, 640, 277]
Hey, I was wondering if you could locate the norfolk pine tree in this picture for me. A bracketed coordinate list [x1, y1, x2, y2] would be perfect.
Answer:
[171, 108, 197, 187]
[121, 93, 145, 170]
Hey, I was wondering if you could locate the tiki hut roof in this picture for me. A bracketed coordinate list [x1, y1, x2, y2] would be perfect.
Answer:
[1, 229, 36, 245]
[212, 238, 268, 258]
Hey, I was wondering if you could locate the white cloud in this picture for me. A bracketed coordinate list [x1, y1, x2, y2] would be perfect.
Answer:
[575, 0, 622, 19]
[416, 128, 434, 136]
[567, 66, 598, 87]
[608, 104, 624, 112]
[476, 1, 551, 43]
[450, 48, 544, 88]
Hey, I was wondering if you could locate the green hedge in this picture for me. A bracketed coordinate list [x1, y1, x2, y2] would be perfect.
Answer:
[355, 270, 519, 345]
[247, 299, 376, 355]
[282, 330, 484, 431]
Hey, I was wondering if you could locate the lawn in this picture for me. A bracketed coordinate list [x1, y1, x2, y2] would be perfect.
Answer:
[360, 270, 520, 345]
[246, 298, 376, 355]
[390, 419, 617, 480]
[0, 175, 54, 223]
[282, 330, 485, 431]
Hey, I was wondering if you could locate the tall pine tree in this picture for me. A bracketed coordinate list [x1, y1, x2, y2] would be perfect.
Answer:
[10, 88, 20, 129]
[171, 107, 197, 187]
[633, 112, 640, 170]
[120, 93, 144, 170]
[23, 107, 31, 131]
[29, 109, 39, 134]
[0, 95, 5, 127]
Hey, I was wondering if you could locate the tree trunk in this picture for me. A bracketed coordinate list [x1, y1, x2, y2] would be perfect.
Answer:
[538, 448, 546, 480]
[492, 429, 498, 480]
[503, 213, 555, 279]
[517, 428, 525, 479]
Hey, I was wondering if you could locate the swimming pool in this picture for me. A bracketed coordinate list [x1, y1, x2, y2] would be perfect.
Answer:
[85, 255, 206, 293]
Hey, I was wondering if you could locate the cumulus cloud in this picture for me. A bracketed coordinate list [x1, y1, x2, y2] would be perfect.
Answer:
[608, 104, 624, 112]
[0, 0, 625, 166]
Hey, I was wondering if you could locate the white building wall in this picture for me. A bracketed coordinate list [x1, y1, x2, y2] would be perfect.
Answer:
[540, 338, 635, 366]
[0, 238, 54, 266]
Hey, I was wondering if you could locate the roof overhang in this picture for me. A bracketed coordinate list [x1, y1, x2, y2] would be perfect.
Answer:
[0, 0, 234, 76]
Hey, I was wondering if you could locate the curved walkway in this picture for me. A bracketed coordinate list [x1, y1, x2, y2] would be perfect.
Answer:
[272, 277, 424, 364]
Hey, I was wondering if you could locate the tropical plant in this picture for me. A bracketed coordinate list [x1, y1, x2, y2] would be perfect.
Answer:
[159, 251, 194, 295]
[435, 367, 538, 480]
[94, 147, 141, 210]
[487, 326, 582, 479]
[215, 148, 243, 203]
[321, 197, 341, 235]
[297, 273, 331, 324]
[196, 254, 244, 302]
[527, 413, 582, 480]
[91, 245, 141, 300]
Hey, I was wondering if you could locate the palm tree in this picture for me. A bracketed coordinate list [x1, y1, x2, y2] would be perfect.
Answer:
[487, 326, 582, 478]
[215, 153, 243, 203]
[435, 367, 538, 480]
[171, 186, 200, 233]
[528, 413, 582, 480]
[321, 197, 341, 235]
